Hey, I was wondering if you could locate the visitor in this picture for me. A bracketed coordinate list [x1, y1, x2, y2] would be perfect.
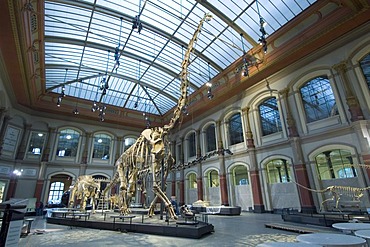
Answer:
[36, 201, 44, 216]
[170, 196, 179, 215]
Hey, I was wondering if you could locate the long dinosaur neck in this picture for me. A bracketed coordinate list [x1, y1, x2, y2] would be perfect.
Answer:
[164, 13, 212, 131]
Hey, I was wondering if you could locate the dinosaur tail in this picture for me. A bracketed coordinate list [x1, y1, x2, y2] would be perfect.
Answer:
[291, 180, 327, 193]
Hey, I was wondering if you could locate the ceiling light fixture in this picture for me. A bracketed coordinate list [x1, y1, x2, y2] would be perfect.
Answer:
[114, 17, 123, 70]
[91, 76, 100, 112]
[240, 34, 250, 77]
[132, 0, 143, 34]
[142, 100, 151, 128]
[57, 69, 68, 107]
[72, 80, 81, 115]
[207, 63, 214, 99]
[100, 50, 110, 95]
[99, 104, 106, 122]
[256, 0, 268, 53]
[134, 60, 141, 109]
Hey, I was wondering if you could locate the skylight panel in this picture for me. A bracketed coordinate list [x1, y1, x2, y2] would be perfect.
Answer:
[43, 0, 317, 117]
[141, 1, 183, 34]
[100, 0, 138, 18]
[147, 88, 175, 113]
[212, 1, 239, 20]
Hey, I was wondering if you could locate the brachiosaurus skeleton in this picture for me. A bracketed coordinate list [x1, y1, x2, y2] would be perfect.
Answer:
[103, 14, 212, 220]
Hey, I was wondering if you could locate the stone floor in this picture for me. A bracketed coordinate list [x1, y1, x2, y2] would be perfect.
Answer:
[18, 212, 332, 247]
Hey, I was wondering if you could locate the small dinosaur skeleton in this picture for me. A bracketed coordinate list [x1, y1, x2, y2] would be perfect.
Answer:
[293, 181, 370, 211]
[69, 175, 101, 213]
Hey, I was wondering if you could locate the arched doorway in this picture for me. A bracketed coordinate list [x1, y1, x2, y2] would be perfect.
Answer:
[205, 169, 221, 206]
[230, 164, 252, 211]
[186, 172, 197, 204]
[47, 173, 73, 207]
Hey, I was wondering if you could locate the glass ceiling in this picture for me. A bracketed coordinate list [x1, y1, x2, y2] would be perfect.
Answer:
[44, 0, 316, 116]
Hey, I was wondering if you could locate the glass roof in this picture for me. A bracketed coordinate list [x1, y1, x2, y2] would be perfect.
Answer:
[44, 0, 316, 116]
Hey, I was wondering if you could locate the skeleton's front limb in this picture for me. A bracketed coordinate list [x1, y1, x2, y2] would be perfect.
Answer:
[117, 163, 130, 215]
[150, 154, 178, 220]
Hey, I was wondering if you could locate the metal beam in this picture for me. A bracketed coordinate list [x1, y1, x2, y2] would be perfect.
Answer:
[44, 64, 178, 102]
[196, 0, 258, 46]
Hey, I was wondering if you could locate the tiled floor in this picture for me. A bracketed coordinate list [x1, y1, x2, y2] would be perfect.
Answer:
[18, 212, 315, 247]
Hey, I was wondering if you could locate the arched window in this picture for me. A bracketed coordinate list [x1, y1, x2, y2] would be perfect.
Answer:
[232, 165, 249, 185]
[300, 76, 337, 123]
[27, 131, 46, 156]
[48, 182, 65, 204]
[56, 128, 80, 157]
[228, 113, 244, 145]
[315, 149, 356, 180]
[359, 53, 370, 90]
[123, 137, 136, 151]
[267, 159, 291, 184]
[208, 170, 219, 187]
[48, 174, 72, 205]
[188, 173, 197, 189]
[92, 133, 112, 160]
[187, 132, 196, 158]
[259, 97, 282, 136]
[205, 124, 216, 152]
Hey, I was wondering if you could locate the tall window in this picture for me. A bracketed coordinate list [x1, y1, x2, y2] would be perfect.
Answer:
[232, 165, 249, 185]
[259, 97, 282, 136]
[228, 113, 244, 145]
[300, 76, 337, 123]
[92, 133, 111, 160]
[27, 131, 46, 156]
[124, 137, 136, 151]
[315, 149, 356, 180]
[208, 170, 219, 187]
[56, 129, 80, 157]
[360, 53, 370, 90]
[188, 173, 197, 189]
[267, 159, 291, 184]
[48, 182, 65, 204]
[187, 132, 196, 158]
[205, 124, 216, 152]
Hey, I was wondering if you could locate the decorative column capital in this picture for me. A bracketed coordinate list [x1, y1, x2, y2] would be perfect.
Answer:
[242, 106, 250, 114]
[333, 61, 364, 121]
[279, 88, 290, 98]
[332, 61, 348, 73]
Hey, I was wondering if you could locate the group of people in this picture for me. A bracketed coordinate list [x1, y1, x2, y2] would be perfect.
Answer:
[170, 196, 195, 218]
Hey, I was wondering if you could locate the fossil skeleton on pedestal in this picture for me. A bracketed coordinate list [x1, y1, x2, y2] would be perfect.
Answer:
[103, 14, 212, 220]
[69, 175, 101, 213]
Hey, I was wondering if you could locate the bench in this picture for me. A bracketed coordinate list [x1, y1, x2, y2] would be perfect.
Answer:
[70, 213, 90, 221]
[110, 215, 136, 231]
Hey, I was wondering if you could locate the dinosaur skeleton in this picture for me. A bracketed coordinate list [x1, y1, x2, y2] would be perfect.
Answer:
[293, 181, 370, 211]
[175, 148, 233, 170]
[103, 14, 212, 220]
[69, 175, 101, 213]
